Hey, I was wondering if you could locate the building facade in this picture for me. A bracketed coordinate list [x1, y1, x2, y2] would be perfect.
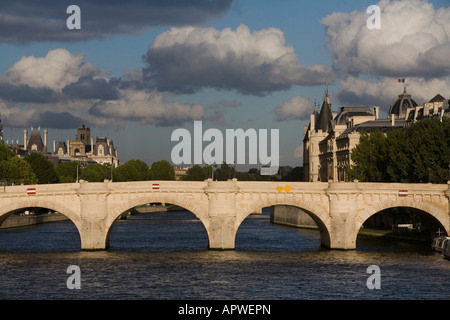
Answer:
[53, 124, 119, 168]
[1, 122, 119, 168]
[303, 86, 449, 182]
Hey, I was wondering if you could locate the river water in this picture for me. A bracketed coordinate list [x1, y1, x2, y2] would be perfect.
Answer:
[0, 208, 449, 300]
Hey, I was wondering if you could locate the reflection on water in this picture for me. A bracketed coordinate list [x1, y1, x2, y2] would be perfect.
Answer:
[0, 209, 449, 300]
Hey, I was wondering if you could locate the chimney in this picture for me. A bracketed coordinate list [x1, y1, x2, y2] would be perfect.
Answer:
[24, 129, 28, 150]
[374, 106, 379, 119]
[90, 136, 94, 154]
[44, 129, 48, 152]
[423, 104, 429, 116]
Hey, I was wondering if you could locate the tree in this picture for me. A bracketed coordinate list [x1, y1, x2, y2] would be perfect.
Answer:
[0, 144, 15, 162]
[404, 118, 450, 183]
[214, 163, 235, 181]
[56, 162, 78, 183]
[0, 156, 38, 185]
[25, 152, 58, 184]
[385, 129, 411, 182]
[149, 160, 175, 180]
[349, 118, 450, 183]
[83, 164, 110, 182]
[350, 131, 388, 182]
[281, 166, 304, 181]
[112, 159, 151, 181]
[181, 165, 210, 181]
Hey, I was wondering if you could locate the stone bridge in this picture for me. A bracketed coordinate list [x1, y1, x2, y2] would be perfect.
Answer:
[0, 179, 449, 250]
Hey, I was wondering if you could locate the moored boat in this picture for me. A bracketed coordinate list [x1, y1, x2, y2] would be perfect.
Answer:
[431, 236, 447, 252]
[443, 238, 450, 260]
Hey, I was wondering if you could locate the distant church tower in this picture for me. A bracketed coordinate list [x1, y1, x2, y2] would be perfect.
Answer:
[77, 124, 91, 145]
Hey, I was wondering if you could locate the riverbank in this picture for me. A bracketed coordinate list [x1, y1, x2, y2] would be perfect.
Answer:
[0, 214, 68, 229]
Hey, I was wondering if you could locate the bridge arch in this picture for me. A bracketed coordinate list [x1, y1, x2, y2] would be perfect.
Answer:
[236, 198, 331, 248]
[105, 194, 209, 249]
[0, 198, 80, 225]
[0, 198, 83, 247]
[355, 198, 450, 244]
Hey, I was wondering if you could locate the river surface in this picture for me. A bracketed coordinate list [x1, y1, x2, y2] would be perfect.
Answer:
[0, 208, 449, 300]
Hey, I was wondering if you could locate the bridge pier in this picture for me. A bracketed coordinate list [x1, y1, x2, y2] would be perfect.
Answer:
[204, 179, 239, 250]
[78, 219, 109, 250]
[326, 181, 361, 250]
[76, 182, 110, 250]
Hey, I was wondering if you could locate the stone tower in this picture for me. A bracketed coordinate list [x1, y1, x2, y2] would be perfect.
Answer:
[77, 124, 91, 145]
[303, 90, 333, 181]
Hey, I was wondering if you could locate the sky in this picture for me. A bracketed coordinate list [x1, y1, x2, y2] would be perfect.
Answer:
[0, 0, 449, 171]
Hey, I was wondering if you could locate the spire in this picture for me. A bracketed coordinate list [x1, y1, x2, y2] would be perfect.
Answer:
[316, 89, 333, 132]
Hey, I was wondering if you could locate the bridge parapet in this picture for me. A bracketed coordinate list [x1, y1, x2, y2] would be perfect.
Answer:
[107, 180, 208, 193]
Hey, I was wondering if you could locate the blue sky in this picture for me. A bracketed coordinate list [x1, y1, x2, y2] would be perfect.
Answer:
[0, 0, 449, 171]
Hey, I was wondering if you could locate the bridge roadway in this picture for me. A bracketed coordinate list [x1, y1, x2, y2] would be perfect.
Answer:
[0, 179, 449, 250]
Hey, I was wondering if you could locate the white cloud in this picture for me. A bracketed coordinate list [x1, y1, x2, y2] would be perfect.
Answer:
[321, 0, 450, 77]
[143, 24, 334, 95]
[89, 89, 206, 127]
[5, 49, 104, 92]
[274, 96, 312, 121]
[0, 48, 208, 129]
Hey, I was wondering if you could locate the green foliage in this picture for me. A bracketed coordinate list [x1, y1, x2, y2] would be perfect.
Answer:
[181, 165, 210, 181]
[404, 118, 450, 183]
[0, 156, 38, 185]
[55, 162, 78, 183]
[84, 163, 111, 182]
[280, 166, 304, 181]
[56, 162, 112, 183]
[0, 144, 15, 162]
[349, 118, 450, 183]
[214, 163, 236, 181]
[385, 129, 411, 182]
[149, 160, 175, 180]
[350, 131, 388, 182]
[112, 159, 151, 182]
[181, 163, 271, 181]
[24, 152, 58, 184]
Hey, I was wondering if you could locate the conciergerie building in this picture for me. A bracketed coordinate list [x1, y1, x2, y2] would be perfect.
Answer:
[303, 84, 450, 182]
